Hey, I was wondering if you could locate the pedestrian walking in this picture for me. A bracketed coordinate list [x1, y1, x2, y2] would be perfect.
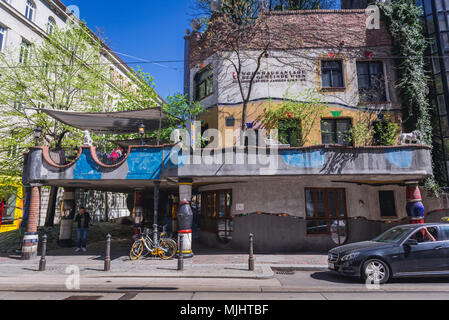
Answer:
[74, 207, 91, 252]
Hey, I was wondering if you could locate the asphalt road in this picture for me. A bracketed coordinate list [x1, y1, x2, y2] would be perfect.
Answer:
[1, 270, 449, 300]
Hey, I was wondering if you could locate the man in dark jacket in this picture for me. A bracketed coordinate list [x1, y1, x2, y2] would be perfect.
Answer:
[74, 207, 91, 252]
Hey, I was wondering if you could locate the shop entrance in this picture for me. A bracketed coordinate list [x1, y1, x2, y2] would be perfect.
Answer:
[305, 188, 349, 245]
[200, 190, 233, 242]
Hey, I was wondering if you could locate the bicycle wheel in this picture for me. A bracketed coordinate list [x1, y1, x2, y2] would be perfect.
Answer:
[158, 240, 176, 260]
[129, 240, 143, 260]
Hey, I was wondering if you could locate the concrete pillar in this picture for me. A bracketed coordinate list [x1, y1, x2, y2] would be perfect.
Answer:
[58, 188, 75, 247]
[21, 185, 41, 260]
[177, 178, 194, 258]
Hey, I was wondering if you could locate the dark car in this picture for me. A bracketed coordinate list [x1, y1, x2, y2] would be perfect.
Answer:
[328, 223, 449, 284]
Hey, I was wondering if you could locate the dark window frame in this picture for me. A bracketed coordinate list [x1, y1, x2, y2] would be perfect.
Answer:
[320, 60, 345, 89]
[320, 118, 353, 146]
[378, 190, 397, 218]
[278, 118, 301, 147]
[356, 60, 387, 103]
[194, 66, 214, 101]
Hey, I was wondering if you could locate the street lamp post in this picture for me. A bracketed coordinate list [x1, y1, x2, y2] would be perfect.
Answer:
[34, 125, 42, 146]
[138, 123, 145, 146]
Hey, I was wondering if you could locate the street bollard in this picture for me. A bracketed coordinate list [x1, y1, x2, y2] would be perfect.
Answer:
[178, 236, 184, 271]
[249, 233, 255, 271]
[104, 234, 111, 272]
[39, 234, 47, 271]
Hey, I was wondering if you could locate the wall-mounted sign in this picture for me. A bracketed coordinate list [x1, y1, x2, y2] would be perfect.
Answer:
[236, 203, 244, 211]
[233, 69, 307, 84]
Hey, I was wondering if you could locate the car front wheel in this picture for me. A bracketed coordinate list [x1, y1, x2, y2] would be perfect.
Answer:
[361, 259, 390, 284]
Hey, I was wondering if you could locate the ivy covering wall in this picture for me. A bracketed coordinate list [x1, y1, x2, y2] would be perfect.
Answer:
[379, 0, 438, 193]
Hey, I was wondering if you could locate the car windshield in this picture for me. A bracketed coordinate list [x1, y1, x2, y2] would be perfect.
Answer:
[372, 226, 416, 243]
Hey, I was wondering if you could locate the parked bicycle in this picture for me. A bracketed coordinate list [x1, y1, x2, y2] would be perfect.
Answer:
[129, 226, 176, 260]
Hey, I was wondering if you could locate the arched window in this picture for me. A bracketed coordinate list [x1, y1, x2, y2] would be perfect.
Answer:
[47, 17, 56, 34]
[25, 0, 36, 21]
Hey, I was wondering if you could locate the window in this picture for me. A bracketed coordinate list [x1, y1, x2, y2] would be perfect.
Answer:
[378, 191, 397, 217]
[225, 116, 235, 127]
[321, 60, 344, 88]
[279, 118, 301, 147]
[25, 1, 36, 21]
[357, 61, 386, 102]
[409, 227, 440, 243]
[47, 17, 56, 34]
[194, 67, 213, 101]
[201, 190, 232, 241]
[305, 188, 348, 244]
[321, 118, 352, 146]
[0, 192, 18, 226]
[0, 26, 5, 52]
[439, 225, 449, 240]
[19, 40, 31, 63]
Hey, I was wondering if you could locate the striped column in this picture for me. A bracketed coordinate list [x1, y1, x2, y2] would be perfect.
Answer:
[406, 182, 425, 224]
[21, 185, 40, 260]
[178, 179, 194, 258]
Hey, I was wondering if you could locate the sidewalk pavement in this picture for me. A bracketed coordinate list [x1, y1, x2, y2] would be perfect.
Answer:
[0, 239, 328, 280]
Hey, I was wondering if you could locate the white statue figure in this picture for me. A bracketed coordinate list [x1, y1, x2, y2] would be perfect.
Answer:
[399, 130, 421, 145]
[83, 130, 93, 146]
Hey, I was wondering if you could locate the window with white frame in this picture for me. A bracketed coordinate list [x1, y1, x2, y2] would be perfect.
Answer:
[47, 17, 56, 34]
[0, 26, 5, 52]
[19, 40, 31, 63]
[25, 0, 36, 21]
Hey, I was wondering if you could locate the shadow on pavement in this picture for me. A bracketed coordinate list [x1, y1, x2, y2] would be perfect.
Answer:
[311, 271, 449, 284]
[310, 271, 362, 284]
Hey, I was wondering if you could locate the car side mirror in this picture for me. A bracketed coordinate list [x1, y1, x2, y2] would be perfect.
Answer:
[405, 239, 418, 246]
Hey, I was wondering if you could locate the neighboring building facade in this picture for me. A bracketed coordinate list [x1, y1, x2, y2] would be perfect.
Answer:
[420, 0, 449, 187]
[0, 0, 140, 225]
[0, 0, 137, 110]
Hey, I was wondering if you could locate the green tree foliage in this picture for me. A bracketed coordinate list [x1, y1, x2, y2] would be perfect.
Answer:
[148, 93, 205, 144]
[378, 1, 431, 145]
[0, 23, 118, 178]
[379, 0, 438, 193]
[262, 89, 329, 146]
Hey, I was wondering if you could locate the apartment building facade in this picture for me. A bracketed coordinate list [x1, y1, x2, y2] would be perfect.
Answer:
[0, 0, 138, 227]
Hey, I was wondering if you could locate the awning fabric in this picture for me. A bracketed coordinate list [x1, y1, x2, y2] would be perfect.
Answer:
[41, 108, 169, 134]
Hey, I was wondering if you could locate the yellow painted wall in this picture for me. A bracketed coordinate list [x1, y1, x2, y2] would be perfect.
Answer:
[199, 100, 402, 147]
[0, 182, 24, 233]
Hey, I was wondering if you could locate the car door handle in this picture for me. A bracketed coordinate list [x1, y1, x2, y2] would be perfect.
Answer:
[434, 246, 443, 250]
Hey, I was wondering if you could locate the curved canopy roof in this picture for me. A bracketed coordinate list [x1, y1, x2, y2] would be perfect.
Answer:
[42, 108, 169, 134]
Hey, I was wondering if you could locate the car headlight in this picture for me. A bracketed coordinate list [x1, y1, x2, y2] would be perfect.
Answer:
[341, 252, 360, 261]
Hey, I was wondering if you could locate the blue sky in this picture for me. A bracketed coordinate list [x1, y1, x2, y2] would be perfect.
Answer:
[65, 0, 341, 100]
[67, 0, 196, 100]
